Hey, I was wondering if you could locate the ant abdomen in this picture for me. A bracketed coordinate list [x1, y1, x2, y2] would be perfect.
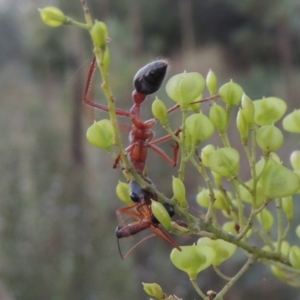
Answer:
[133, 60, 168, 95]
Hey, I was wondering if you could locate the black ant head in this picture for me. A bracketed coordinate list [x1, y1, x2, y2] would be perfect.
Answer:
[129, 180, 145, 203]
[151, 203, 175, 224]
[133, 60, 168, 95]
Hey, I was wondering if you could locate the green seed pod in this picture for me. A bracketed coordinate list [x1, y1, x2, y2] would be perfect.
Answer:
[208, 147, 240, 178]
[241, 94, 255, 125]
[290, 151, 300, 170]
[172, 177, 188, 208]
[196, 189, 228, 210]
[197, 237, 237, 266]
[296, 225, 300, 239]
[254, 97, 287, 126]
[282, 196, 293, 221]
[283, 110, 300, 133]
[39, 6, 66, 27]
[151, 200, 172, 230]
[259, 159, 300, 199]
[222, 221, 239, 235]
[206, 69, 218, 95]
[170, 245, 215, 280]
[239, 180, 265, 207]
[236, 108, 248, 142]
[116, 181, 134, 206]
[275, 241, 290, 256]
[185, 113, 215, 145]
[219, 80, 243, 106]
[91, 21, 108, 50]
[152, 97, 168, 124]
[196, 189, 210, 208]
[289, 246, 300, 269]
[256, 125, 284, 153]
[201, 144, 215, 167]
[257, 209, 274, 232]
[86, 119, 114, 150]
[165, 72, 205, 108]
[270, 266, 286, 281]
[142, 283, 164, 299]
[209, 104, 227, 133]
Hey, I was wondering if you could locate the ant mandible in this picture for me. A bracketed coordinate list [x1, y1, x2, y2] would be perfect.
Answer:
[83, 58, 179, 173]
[115, 180, 181, 258]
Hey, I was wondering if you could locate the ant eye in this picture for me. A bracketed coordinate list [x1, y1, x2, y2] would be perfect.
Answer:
[133, 60, 168, 95]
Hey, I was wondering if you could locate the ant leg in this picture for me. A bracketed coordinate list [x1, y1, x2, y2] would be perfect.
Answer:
[148, 131, 181, 167]
[163, 94, 220, 116]
[150, 225, 181, 251]
[148, 143, 179, 167]
[83, 57, 131, 117]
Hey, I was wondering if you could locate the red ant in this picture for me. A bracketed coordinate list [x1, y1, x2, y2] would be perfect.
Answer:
[83, 58, 184, 254]
[115, 180, 181, 258]
[83, 58, 180, 173]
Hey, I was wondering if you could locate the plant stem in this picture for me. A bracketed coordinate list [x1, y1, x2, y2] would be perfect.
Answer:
[190, 279, 208, 299]
[214, 256, 255, 299]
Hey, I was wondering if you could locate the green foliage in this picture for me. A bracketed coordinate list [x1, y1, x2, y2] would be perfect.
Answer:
[39, 2, 300, 300]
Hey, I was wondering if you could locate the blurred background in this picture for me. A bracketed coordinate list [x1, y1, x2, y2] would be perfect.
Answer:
[1, 0, 300, 299]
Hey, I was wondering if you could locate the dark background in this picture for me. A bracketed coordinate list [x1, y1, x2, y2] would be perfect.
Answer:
[1, 0, 300, 299]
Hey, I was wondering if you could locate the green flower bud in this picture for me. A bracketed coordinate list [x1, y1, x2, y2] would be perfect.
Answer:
[206, 69, 218, 95]
[208, 147, 240, 178]
[219, 80, 243, 106]
[290, 151, 300, 170]
[236, 108, 248, 142]
[39, 7, 66, 27]
[241, 94, 255, 125]
[196, 189, 210, 208]
[142, 282, 164, 299]
[209, 104, 227, 133]
[187, 100, 201, 113]
[152, 97, 168, 124]
[270, 266, 286, 281]
[239, 180, 265, 206]
[254, 97, 287, 126]
[185, 113, 215, 145]
[196, 189, 228, 210]
[289, 246, 300, 269]
[256, 125, 283, 153]
[259, 159, 300, 199]
[283, 109, 300, 133]
[116, 181, 134, 206]
[172, 177, 188, 208]
[201, 144, 215, 167]
[274, 241, 290, 256]
[257, 209, 274, 232]
[166, 72, 205, 108]
[222, 221, 239, 235]
[282, 196, 293, 220]
[296, 225, 300, 238]
[170, 245, 215, 280]
[151, 200, 172, 230]
[197, 237, 237, 266]
[91, 21, 108, 50]
[86, 119, 114, 150]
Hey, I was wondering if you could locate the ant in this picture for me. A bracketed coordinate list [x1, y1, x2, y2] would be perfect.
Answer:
[115, 180, 181, 258]
[83, 58, 180, 173]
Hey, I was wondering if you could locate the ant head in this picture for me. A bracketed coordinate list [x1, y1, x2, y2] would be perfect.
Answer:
[129, 180, 145, 203]
[133, 60, 168, 95]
